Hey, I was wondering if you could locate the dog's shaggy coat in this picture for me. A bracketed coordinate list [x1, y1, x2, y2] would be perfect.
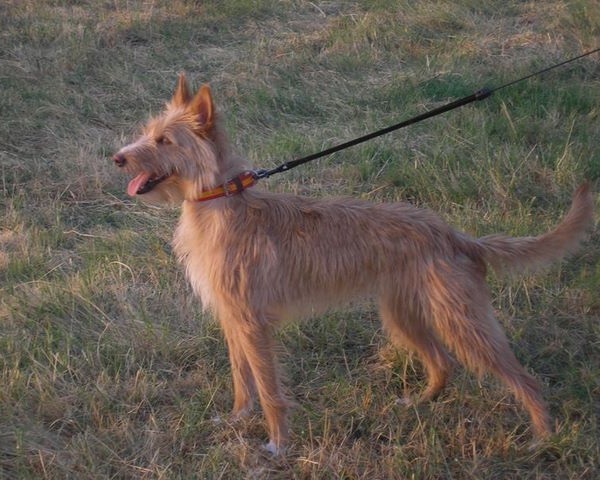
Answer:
[113, 75, 594, 454]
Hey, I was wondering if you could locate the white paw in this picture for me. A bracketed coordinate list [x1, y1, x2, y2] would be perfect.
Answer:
[395, 396, 415, 407]
[263, 440, 284, 456]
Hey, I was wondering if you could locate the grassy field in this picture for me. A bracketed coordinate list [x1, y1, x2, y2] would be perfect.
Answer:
[1, 0, 599, 478]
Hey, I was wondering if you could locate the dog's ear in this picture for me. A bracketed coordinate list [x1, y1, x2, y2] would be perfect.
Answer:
[189, 84, 214, 129]
[172, 73, 191, 107]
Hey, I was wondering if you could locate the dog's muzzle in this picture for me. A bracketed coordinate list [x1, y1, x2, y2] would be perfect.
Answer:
[113, 153, 127, 167]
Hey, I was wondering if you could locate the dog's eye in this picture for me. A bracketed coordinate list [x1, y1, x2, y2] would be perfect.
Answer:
[156, 136, 172, 145]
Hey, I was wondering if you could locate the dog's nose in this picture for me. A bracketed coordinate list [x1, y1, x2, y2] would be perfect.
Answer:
[113, 153, 127, 167]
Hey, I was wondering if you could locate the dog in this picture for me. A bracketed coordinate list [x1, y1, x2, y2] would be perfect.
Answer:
[113, 74, 594, 454]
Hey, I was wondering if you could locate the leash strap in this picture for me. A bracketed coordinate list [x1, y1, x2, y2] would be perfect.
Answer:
[254, 47, 599, 180]
[204, 48, 598, 197]
[255, 88, 492, 179]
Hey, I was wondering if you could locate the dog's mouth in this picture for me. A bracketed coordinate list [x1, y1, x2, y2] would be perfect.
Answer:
[127, 172, 170, 196]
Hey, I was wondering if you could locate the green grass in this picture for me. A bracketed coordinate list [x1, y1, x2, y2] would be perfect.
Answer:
[1, 0, 599, 478]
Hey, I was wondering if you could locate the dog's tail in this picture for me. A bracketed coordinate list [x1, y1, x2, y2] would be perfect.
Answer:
[470, 183, 594, 274]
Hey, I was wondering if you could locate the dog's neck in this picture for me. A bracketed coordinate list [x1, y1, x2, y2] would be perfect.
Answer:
[181, 179, 253, 211]
[193, 171, 258, 202]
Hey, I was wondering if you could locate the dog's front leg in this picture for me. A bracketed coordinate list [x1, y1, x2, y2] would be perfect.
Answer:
[234, 318, 290, 455]
[221, 321, 257, 419]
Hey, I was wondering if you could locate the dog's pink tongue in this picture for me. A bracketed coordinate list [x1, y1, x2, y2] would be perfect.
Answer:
[127, 173, 151, 196]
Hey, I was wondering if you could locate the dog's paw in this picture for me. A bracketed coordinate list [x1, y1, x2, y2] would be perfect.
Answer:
[211, 410, 250, 425]
[230, 406, 253, 422]
[210, 414, 225, 424]
[528, 436, 552, 453]
[395, 395, 416, 408]
[263, 440, 284, 456]
[528, 438, 543, 452]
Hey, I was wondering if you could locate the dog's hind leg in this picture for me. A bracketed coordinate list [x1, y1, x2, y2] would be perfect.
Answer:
[427, 260, 552, 439]
[379, 293, 453, 404]
[441, 307, 551, 438]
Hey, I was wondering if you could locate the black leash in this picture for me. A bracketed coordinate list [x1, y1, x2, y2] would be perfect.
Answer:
[254, 48, 599, 180]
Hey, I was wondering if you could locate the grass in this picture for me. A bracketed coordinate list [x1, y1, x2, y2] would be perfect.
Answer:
[0, 0, 599, 478]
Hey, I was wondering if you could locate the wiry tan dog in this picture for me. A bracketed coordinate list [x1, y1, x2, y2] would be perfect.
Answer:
[113, 74, 594, 454]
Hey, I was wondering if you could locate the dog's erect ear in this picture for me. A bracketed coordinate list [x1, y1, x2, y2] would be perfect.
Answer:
[172, 73, 191, 107]
[189, 84, 214, 129]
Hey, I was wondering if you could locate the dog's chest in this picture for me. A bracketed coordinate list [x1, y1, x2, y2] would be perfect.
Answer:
[173, 209, 224, 310]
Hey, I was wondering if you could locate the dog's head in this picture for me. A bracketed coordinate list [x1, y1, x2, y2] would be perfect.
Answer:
[112, 74, 236, 204]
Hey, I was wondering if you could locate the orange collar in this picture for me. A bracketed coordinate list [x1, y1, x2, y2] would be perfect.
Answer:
[195, 171, 258, 202]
